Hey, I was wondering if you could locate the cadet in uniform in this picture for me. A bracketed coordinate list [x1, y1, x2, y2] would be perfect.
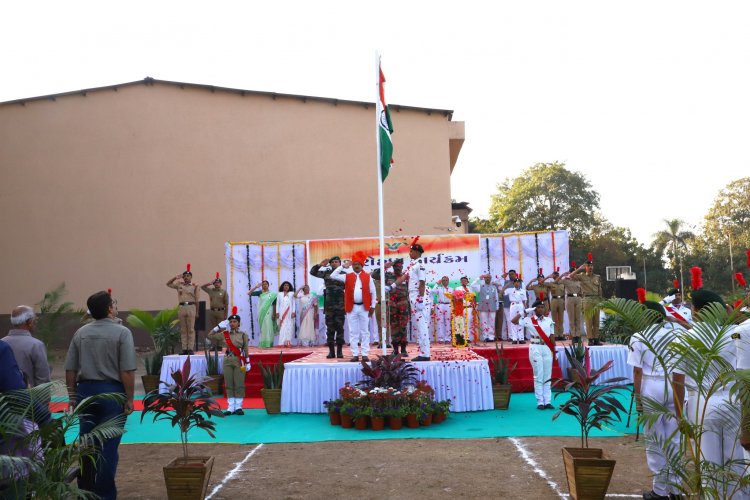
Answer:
[208, 307, 250, 415]
[525, 269, 548, 305]
[372, 259, 410, 356]
[545, 270, 567, 340]
[499, 270, 523, 341]
[659, 280, 692, 328]
[405, 241, 430, 361]
[569, 254, 603, 345]
[512, 298, 555, 409]
[502, 278, 528, 344]
[201, 273, 228, 335]
[167, 265, 199, 354]
[310, 256, 346, 359]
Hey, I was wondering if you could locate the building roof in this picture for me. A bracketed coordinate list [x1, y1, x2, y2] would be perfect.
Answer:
[0, 77, 454, 119]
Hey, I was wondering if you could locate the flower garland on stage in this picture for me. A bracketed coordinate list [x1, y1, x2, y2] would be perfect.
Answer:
[447, 288, 470, 348]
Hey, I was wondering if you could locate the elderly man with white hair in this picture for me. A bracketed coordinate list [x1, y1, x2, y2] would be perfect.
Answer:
[1, 305, 50, 387]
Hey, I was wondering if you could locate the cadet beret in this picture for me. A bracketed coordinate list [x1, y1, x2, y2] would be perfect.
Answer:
[643, 300, 666, 318]
[532, 299, 545, 308]
[329, 256, 341, 262]
[410, 243, 424, 254]
[692, 289, 725, 311]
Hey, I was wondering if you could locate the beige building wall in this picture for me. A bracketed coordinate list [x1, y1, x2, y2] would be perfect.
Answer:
[0, 80, 465, 313]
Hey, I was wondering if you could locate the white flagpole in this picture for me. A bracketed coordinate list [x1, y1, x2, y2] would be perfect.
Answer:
[375, 52, 387, 356]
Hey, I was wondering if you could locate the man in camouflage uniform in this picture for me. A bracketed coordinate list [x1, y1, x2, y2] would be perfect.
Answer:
[372, 259, 410, 357]
[201, 275, 228, 335]
[310, 256, 346, 358]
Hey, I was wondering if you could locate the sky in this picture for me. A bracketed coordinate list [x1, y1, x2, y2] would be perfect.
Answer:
[3, 0, 749, 245]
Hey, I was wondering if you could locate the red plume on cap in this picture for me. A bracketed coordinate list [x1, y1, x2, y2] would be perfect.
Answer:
[410, 235, 420, 246]
[571, 261, 576, 268]
[232, 306, 238, 315]
[690, 267, 703, 290]
[107, 288, 112, 295]
[734, 299, 744, 310]
[673, 279, 679, 289]
[351, 251, 368, 265]
[746, 249, 750, 267]
[538, 291, 545, 301]
[587, 252, 593, 263]
[186, 263, 191, 272]
[556, 266, 560, 272]
[736, 273, 747, 288]
[636, 287, 646, 303]
[216, 272, 220, 279]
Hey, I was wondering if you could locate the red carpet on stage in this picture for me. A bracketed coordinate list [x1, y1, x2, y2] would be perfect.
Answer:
[470, 344, 562, 393]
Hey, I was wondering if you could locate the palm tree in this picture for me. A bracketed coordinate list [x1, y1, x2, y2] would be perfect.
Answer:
[652, 219, 694, 293]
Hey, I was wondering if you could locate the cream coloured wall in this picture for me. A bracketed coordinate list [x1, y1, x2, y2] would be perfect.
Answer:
[0, 81, 464, 312]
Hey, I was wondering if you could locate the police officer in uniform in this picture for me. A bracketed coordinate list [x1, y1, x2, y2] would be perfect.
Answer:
[559, 263, 583, 342]
[569, 255, 603, 345]
[512, 298, 555, 409]
[310, 256, 346, 359]
[208, 307, 250, 415]
[404, 241, 430, 361]
[167, 265, 199, 354]
[201, 273, 228, 335]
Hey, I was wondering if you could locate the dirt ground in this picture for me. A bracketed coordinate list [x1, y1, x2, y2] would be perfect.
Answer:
[116, 436, 651, 499]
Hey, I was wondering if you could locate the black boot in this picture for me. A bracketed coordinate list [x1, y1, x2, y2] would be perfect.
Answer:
[400, 344, 408, 357]
[326, 343, 336, 359]
[336, 343, 344, 359]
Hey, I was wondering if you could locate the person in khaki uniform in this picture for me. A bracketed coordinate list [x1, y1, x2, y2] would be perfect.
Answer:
[545, 270, 567, 340]
[568, 254, 603, 345]
[208, 307, 250, 415]
[525, 269, 548, 306]
[167, 265, 199, 354]
[559, 263, 583, 342]
[201, 273, 228, 335]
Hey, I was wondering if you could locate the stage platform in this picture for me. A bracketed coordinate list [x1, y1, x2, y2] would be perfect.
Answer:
[160, 342, 632, 406]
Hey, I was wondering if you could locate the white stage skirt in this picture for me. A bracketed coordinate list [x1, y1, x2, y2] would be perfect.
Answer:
[555, 345, 632, 385]
[280, 359, 494, 413]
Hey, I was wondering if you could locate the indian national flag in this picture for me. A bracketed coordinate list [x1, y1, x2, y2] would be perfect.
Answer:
[378, 63, 394, 181]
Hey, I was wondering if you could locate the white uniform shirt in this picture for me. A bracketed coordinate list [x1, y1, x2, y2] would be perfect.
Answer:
[735, 318, 750, 370]
[506, 287, 526, 305]
[519, 314, 554, 342]
[627, 324, 678, 376]
[434, 285, 453, 304]
[407, 258, 426, 296]
[663, 302, 692, 324]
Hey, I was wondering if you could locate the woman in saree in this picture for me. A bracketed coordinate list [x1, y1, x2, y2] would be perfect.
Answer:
[296, 285, 319, 347]
[275, 281, 296, 347]
[249, 280, 277, 348]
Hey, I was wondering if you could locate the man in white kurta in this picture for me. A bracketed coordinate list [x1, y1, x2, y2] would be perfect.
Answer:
[407, 243, 431, 361]
[432, 276, 453, 343]
[512, 299, 554, 409]
[330, 257, 376, 362]
[627, 301, 681, 500]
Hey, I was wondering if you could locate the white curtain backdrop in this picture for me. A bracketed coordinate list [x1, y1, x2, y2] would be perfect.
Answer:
[479, 230, 569, 283]
[225, 242, 307, 347]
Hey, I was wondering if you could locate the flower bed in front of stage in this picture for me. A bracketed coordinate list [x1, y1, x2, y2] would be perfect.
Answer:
[324, 381, 452, 430]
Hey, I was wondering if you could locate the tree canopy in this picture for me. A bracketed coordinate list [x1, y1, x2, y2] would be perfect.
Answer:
[488, 162, 600, 239]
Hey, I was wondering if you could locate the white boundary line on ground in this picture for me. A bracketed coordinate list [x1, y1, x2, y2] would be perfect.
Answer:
[509, 437, 641, 499]
[509, 437, 568, 498]
[205, 443, 264, 499]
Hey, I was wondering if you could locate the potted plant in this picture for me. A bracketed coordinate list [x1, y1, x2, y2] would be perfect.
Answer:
[202, 345, 224, 396]
[564, 337, 586, 382]
[489, 343, 517, 409]
[258, 351, 284, 414]
[143, 351, 163, 394]
[549, 347, 628, 500]
[433, 400, 452, 424]
[323, 399, 343, 425]
[353, 406, 371, 430]
[141, 356, 224, 500]
[387, 405, 406, 430]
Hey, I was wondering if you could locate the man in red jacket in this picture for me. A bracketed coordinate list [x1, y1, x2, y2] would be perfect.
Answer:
[331, 251, 376, 362]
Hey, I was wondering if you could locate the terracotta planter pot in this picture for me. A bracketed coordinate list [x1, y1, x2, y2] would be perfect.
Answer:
[492, 383, 512, 410]
[340, 414, 354, 428]
[354, 416, 369, 430]
[329, 411, 341, 426]
[141, 374, 160, 395]
[388, 416, 403, 430]
[405, 413, 419, 428]
[432, 412, 446, 424]
[163, 456, 214, 500]
[370, 416, 385, 431]
[260, 388, 282, 414]
[562, 447, 616, 500]
[420, 413, 433, 426]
